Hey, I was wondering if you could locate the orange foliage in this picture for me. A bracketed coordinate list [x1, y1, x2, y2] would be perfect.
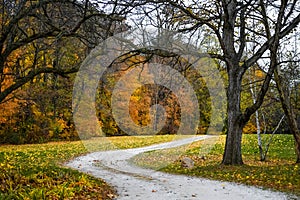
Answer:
[0, 99, 19, 124]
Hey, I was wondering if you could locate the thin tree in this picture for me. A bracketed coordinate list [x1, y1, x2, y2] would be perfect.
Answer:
[274, 53, 300, 163]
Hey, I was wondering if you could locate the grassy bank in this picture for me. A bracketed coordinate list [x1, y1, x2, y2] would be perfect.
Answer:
[131, 134, 300, 196]
[0, 135, 177, 199]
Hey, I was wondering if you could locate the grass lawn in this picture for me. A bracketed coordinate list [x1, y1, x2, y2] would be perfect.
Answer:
[131, 134, 300, 196]
[0, 135, 177, 199]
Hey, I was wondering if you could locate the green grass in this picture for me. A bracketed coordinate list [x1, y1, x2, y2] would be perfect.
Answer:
[131, 134, 300, 196]
[0, 135, 177, 199]
[3, 134, 298, 198]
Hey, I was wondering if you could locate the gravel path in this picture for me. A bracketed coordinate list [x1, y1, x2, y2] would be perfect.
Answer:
[65, 135, 297, 200]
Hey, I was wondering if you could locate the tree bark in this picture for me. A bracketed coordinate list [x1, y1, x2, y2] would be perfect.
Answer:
[220, 0, 246, 165]
[222, 66, 245, 165]
[260, 0, 300, 163]
[274, 67, 300, 163]
[222, 120, 244, 165]
[295, 133, 300, 163]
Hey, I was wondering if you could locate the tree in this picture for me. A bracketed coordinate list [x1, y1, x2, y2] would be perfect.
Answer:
[115, 0, 300, 164]
[273, 41, 300, 162]
[0, 0, 128, 143]
[257, 1, 300, 163]
[0, 0, 124, 104]
[219, 0, 299, 165]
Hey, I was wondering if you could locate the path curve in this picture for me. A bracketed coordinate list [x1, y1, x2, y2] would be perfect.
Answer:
[65, 135, 296, 200]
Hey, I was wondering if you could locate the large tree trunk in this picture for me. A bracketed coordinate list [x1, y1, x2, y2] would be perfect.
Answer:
[220, 0, 245, 165]
[274, 67, 300, 163]
[222, 67, 245, 165]
[222, 121, 244, 165]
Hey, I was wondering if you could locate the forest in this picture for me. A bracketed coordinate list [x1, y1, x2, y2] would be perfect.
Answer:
[0, 0, 299, 165]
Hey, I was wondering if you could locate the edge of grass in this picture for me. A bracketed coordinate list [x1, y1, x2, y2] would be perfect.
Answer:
[131, 134, 300, 197]
[0, 135, 179, 199]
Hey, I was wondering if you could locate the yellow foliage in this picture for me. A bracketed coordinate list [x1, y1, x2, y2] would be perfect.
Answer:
[31, 104, 43, 117]
[243, 122, 257, 134]
[255, 70, 265, 79]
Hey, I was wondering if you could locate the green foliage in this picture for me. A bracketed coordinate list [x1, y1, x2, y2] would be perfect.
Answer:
[132, 135, 300, 196]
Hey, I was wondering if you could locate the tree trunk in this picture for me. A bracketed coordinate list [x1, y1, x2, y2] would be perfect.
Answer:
[295, 133, 300, 163]
[222, 121, 244, 165]
[284, 113, 300, 163]
[222, 67, 245, 165]
[274, 67, 300, 163]
[282, 106, 300, 163]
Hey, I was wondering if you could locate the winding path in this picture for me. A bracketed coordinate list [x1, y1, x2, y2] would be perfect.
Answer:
[65, 135, 296, 200]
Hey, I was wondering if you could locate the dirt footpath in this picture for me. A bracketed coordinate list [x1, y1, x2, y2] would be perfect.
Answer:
[65, 136, 296, 200]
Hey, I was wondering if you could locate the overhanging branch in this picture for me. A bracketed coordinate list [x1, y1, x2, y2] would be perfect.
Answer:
[0, 67, 79, 103]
